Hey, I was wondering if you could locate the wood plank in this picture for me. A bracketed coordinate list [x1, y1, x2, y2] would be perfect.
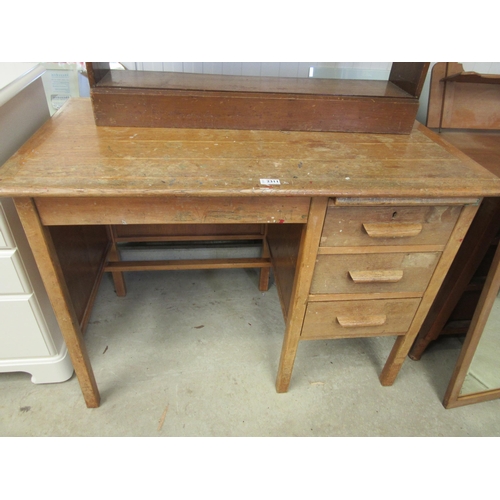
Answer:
[35, 196, 310, 226]
[1, 100, 499, 200]
[95, 69, 413, 98]
[114, 234, 264, 243]
[114, 223, 263, 239]
[104, 257, 271, 272]
[90, 89, 419, 134]
[308, 292, 423, 302]
[318, 245, 445, 255]
[13, 197, 100, 408]
[333, 197, 480, 206]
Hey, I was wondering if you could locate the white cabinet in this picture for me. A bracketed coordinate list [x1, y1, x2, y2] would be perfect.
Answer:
[0, 63, 73, 383]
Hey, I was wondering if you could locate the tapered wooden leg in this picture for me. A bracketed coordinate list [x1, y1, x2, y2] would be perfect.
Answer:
[379, 335, 413, 386]
[259, 225, 270, 292]
[380, 202, 481, 386]
[107, 225, 127, 296]
[276, 198, 328, 392]
[14, 198, 100, 408]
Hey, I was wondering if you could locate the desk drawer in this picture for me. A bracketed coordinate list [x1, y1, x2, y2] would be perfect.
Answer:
[310, 252, 440, 295]
[36, 196, 311, 225]
[320, 205, 461, 247]
[301, 298, 421, 340]
[0, 250, 32, 294]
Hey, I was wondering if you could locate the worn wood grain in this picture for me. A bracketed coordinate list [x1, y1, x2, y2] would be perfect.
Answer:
[0, 99, 498, 199]
[35, 196, 310, 226]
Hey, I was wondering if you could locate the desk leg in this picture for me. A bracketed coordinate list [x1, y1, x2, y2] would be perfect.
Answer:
[14, 198, 100, 408]
[380, 202, 481, 386]
[276, 198, 328, 393]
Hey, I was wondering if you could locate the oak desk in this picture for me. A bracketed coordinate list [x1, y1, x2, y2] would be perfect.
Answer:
[1, 98, 499, 408]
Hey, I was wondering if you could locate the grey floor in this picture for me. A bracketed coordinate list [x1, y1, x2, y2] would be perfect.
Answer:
[1, 245, 500, 437]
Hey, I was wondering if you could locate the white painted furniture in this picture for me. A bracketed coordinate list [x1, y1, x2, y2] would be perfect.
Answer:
[0, 63, 73, 383]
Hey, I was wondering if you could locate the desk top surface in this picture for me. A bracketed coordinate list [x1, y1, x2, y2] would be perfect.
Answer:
[433, 130, 500, 179]
[0, 98, 499, 199]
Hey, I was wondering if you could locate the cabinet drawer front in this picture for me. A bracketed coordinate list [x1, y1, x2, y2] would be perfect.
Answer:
[301, 298, 421, 339]
[0, 251, 32, 294]
[311, 252, 440, 295]
[0, 296, 51, 359]
[320, 205, 461, 247]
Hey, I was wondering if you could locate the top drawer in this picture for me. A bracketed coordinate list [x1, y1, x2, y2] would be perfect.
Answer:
[320, 205, 462, 247]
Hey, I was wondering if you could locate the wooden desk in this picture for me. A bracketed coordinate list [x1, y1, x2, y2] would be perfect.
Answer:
[1, 98, 499, 408]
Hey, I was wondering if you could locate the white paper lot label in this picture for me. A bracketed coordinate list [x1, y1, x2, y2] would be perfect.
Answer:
[260, 179, 281, 185]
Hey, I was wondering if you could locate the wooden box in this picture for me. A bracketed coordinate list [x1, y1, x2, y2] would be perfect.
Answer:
[86, 62, 429, 134]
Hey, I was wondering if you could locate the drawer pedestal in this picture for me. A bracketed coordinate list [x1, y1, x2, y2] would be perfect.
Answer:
[274, 197, 480, 392]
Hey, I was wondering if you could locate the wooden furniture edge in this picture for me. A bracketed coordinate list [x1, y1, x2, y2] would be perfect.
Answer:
[13, 197, 100, 408]
[275, 197, 328, 393]
[443, 239, 500, 408]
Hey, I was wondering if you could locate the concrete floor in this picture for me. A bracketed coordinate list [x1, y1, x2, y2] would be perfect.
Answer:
[1, 245, 500, 437]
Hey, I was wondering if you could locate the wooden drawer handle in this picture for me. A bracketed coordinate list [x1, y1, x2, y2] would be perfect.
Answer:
[349, 269, 404, 283]
[362, 222, 423, 238]
[337, 315, 387, 328]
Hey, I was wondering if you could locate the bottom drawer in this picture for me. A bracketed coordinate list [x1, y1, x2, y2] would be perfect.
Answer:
[0, 296, 52, 359]
[301, 298, 421, 340]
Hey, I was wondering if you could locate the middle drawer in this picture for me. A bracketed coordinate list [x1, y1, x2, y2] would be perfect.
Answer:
[310, 252, 440, 295]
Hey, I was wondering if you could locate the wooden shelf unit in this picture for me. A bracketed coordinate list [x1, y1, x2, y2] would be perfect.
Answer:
[86, 62, 429, 134]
